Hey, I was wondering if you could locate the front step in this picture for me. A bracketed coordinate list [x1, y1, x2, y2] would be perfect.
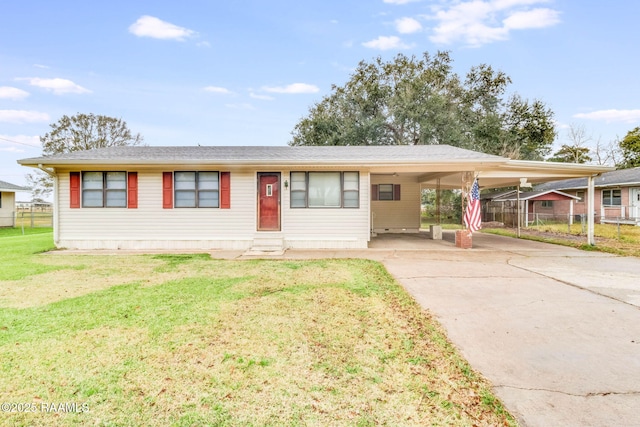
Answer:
[244, 234, 285, 256]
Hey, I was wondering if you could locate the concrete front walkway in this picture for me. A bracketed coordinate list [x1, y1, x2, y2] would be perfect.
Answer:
[378, 231, 640, 427]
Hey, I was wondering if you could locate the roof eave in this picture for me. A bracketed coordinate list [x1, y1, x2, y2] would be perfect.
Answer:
[18, 157, 508, 168]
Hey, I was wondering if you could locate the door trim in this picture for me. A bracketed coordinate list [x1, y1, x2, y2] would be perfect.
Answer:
[257, 172, 281, 231]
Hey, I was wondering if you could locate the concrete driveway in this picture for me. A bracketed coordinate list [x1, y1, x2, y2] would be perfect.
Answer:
[379, 231, 640, 427]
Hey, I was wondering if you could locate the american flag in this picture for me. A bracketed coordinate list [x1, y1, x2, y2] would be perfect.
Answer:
[464, 179, 481, 233]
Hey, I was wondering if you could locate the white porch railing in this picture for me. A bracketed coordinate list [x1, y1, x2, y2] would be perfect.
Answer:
[600, 205, 640, 224]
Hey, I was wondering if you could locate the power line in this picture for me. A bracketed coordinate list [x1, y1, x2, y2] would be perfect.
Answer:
[0, 136, 41, 148]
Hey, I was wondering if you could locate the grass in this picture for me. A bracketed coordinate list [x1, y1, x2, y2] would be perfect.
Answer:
[421, 220, 464, 230]
[0, 227, 53, 238]
[0, 232, 516, 426]
[483, 223, 640, 257]
[0, 228, 61, 281]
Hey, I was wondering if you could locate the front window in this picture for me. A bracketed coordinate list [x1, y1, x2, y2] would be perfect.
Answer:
[290, 171, 359, 208]
[602, 189, 621, 206]
[175, 171, 219, 208]
[82, 171, 126, 207]
[308, 172, 341, 208]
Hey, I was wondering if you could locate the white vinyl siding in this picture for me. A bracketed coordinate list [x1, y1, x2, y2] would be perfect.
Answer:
[57, 169, 371, 249]
[58, 169, 255, 249]
[371, 174, 421, 232]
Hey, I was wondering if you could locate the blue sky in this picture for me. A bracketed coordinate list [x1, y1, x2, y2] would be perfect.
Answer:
[1, 0, 639, 191]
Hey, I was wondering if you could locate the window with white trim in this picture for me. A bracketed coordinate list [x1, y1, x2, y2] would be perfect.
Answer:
[82, 171, 127, 207]
[290, 171, 359, 208]
[576, 191, 585, 203]
[602, 189, 621, 206]
[175, 171, 219, 208]
[541, 201, 553, 208]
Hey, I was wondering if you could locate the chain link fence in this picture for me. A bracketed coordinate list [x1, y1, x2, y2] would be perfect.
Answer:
[1, 211, 53, 228]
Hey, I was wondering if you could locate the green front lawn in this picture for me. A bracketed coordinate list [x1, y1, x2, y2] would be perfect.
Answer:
[0, 232, 515, 426]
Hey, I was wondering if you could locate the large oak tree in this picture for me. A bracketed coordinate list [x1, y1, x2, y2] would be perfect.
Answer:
[290, 51, 556, 161]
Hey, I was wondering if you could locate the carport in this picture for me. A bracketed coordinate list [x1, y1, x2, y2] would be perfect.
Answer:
[369, 159, 613, 245]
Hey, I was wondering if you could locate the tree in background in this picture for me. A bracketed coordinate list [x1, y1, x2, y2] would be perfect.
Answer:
[548, 124, 593, 164]
[592, 136, 622, 166]
[549, 145, 592, 163]
[619, 126, 640, 168]
[26, 113, 144, 200]
[290, 51, 556, 160]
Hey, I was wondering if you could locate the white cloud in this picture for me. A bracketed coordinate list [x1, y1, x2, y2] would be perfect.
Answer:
[203, 86, 233, 94]
[0, 110, 50, 123]
[427, 0, 561, 47]
[574, 109, 640, 124]
[262, 83, 320, 94]
[384, 0, 419, 4]
[250, 93, 274, 101]
[129, 15, 195, 41]
[503, 8, 561, 29]
[395, 17, 422, 34]
[34, 64, 50, 69]
[0, 86, 29, 100]
[24, 78, 91, 95]
[362, 35, 410, 50]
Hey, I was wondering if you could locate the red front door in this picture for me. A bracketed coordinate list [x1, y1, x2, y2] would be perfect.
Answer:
[258, 173, 280, 231]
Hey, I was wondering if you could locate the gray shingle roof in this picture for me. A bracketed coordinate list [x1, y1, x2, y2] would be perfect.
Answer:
[18, 144, 505, 165]
[535, 167, 640, 190]
[0, 180, 29, 191]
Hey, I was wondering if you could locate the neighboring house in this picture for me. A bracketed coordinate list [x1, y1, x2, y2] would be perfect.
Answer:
[0, 180, 30, 227]
[483, 189, 581, 227]
[535, 167, 640, 225]
[18, 145, 611, 250]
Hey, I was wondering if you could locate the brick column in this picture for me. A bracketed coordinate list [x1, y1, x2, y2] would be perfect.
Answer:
[455, 229, 473, 249]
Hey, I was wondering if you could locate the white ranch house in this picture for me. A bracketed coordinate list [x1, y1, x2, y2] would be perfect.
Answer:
[18, 145, 611, 250]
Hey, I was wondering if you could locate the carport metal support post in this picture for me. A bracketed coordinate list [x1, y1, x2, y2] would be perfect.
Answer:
[516, 185, 521, 238]
[588, 175, 595, 245]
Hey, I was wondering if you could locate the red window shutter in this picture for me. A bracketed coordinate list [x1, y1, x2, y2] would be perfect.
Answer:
[127, 172, 138, 209]
[371, 184, 379, 201]
[162, 172, 173, 209]
[220, 172, 231, 209]
[70, 172, 80, 208]
[394, 184, 401, 201]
